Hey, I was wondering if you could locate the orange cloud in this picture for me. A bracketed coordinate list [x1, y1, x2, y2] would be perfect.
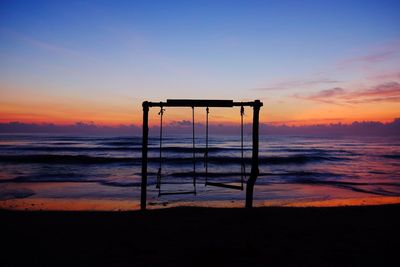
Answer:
[295, 82, 400, 105]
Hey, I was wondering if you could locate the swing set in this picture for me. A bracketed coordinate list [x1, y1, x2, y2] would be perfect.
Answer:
[141, 99, 263, 210]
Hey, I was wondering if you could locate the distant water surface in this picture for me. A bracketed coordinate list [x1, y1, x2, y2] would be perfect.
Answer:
[0, 134, 399, 210]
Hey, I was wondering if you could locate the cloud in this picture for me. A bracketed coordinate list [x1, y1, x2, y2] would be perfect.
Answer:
[343, 82, 400, 103]
[253, 78, 340, 91]
[309, 87, 345, 98]
[295, 82, 400, 105]
[0, 122, 141, 135]
[341, 51, 397, 65]
[20, 36, 81, 57]
[1, 119, 399, 136]
[268, 118, 346, 125]
[346, 82, 400, 99]
[0, 27, 96, 62]
[293, 87, 346, 106]
[261, 118, 400, 136]
[369, 71, 400, 81]
[169, 120, 192, 127]
[346, 96, 400, 104]
[1, 28, 83, 58]
[338, 39, 400, 68]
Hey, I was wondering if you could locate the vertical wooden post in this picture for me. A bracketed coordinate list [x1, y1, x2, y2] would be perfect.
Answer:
[245, 100, 262, 208]
[141, 102, 149, 210]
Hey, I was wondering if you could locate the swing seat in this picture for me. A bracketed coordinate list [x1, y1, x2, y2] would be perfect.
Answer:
[159, 190, 197, 196]
[205, 181, 243, 190]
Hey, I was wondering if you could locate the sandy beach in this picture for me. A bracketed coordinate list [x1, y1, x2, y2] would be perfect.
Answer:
[2, 204, 399, 266]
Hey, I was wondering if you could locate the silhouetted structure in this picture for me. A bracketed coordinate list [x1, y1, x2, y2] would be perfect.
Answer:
[141, 99, 263, 210]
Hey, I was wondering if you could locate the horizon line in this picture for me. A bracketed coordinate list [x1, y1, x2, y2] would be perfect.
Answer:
[1, 117, 399, 128]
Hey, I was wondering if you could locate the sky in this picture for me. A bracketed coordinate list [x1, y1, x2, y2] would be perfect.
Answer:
[0, 0, 399, 127]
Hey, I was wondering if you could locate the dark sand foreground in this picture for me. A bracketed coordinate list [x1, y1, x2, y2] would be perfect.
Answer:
[1, 205, 399, 267]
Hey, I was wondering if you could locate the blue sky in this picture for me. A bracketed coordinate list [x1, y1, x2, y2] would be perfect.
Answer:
[0, 0, 399, 125]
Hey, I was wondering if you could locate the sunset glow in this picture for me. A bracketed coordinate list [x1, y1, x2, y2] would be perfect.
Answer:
[1, 1, 399, 127]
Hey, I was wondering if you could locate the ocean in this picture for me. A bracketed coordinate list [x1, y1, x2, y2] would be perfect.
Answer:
[0, 134, 399, 210]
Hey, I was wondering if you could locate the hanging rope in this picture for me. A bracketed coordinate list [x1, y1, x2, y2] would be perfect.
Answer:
[240, 105, 246, 189]
[204, 107, 209, 184]
[156, 106, 165, 195]
[192, 106, 197, 194]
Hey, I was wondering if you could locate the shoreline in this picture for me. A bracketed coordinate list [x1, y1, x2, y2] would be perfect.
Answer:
[1, 195, 400, 211]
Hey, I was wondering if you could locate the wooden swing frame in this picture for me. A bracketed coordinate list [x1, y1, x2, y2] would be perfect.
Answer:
[141, 99, 263, 210]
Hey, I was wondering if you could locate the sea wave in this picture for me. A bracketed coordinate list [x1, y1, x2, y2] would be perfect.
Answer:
[0, 173, 99, 183]
[97, 141, 143, 146]
[0, 174, 145, 188]
[1, 145, 249, 153]
[0, 187, 35, 200]
[98, 181, 141, 187]
[0, 153, 346, 165]
[289, 178, 400, 196]
[0, 155, 138, 164]
[382, 154, 400, 159]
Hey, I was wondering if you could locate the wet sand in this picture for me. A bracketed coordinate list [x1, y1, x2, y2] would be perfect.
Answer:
[1, 194, 400, 211]
[1, 204, 399, 266]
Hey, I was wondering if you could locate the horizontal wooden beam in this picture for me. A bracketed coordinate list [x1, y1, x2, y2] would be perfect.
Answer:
[167, 99, 233, 107]
[143, 99, 263, 108]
